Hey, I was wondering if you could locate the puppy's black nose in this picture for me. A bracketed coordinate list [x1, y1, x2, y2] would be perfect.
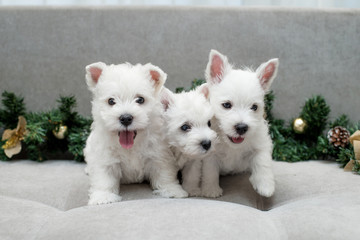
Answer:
[201, 140, 211, 151]
[235, 123, 248, 135]
[119, 114, 133, 127]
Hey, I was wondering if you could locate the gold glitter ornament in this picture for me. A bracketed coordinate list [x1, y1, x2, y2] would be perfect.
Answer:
[2, 116, 28, 158]
[52, 125, 68, 139]
[293, 117, 307, 134]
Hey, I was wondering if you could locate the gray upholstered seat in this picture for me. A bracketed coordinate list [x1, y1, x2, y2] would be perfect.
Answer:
[1, 7, 359, 239]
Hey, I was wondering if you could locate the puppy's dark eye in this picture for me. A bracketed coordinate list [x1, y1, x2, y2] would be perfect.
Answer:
[207, 120, 211, 127]
[251, 104, 258, 111]
[222, 102, 232, 109]
[136, 97, 145, 104]
[108, 98, 116, 106]
[180, 124, 191, 132]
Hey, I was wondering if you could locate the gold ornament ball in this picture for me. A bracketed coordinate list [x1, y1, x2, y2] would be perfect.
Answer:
[293, 118, 307, 134]
[53, 125, 68, 139]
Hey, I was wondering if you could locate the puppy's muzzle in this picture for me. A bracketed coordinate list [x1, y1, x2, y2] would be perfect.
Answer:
[119, 114, 133, 127]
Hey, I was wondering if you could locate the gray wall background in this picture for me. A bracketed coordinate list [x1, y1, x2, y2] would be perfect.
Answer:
[1, 7, 359, 122]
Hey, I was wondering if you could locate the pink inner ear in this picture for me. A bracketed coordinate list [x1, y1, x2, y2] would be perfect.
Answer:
[261, 62, 276, 85]
[201, 86, 209, 99]
[89, 67, 103, 84]
[150, 70, 160, 83]
[210, 55, 224, 80]
[161, 98, 170, 111]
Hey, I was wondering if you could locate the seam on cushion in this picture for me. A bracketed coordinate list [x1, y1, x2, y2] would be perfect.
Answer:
[264, 211, 289, 240]
[58, 198, 287, 240]
[33, 211, 63, 240]
[0, 195, 89, 240]
[267, 190, 357, 210]
[207, 199, 287, 240]
[0, 195, 60, 240]
[0, 195, 60, 211]
[266, 192, 360, 239]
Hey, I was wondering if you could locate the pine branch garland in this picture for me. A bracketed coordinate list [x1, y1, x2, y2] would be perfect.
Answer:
[0, 92, 92, 161]
[0, 80, 359, 175]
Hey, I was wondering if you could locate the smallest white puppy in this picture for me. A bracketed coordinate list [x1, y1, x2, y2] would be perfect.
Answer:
[160, 86, 217, 196]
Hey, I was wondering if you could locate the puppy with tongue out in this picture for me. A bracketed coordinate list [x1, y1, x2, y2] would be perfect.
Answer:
[84, 62, 188, 205]
[200, 50, 279, 198]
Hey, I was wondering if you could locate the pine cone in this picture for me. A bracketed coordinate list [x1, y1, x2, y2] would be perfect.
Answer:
[327, 126, 350, 148]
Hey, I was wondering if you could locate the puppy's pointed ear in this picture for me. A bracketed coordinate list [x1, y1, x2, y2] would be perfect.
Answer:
[196, 83, 210, 99]
[145, 64, 167, 95]
[256, 58, 279, 92]
[205, 49, 231, 85]
[85, 62, 107, 91]
[159, 87, 174, 111]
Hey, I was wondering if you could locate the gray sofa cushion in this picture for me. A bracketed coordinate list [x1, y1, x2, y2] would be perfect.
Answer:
[36, 200, 281, 240]
[1, 160, 359, 239]
[0, 160, 88, 210]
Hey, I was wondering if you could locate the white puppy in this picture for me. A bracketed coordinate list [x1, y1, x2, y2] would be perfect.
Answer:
[84, 62, 188, 205]
[160, 86, 217, 196]
[201, 50, 279, 198]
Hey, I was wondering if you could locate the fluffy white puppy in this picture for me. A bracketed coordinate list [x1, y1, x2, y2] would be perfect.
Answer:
[201, 50, 279, 198]
[160, 86, 217, 196]
[84, 62, 188, 205]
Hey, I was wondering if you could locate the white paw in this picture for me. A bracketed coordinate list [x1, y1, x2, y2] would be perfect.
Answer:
[153, 185, 189, 198]
[88, 191, 122, 205]
[250, 177, 275, 197]
[183, 186, 202, 197]
[201, 185, 223, 198]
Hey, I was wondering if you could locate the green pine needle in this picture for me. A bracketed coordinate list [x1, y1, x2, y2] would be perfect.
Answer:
[336, 148, 355, 168]
[176, 79, 205, 93]
[264, 91, 275, 123]
[330, 114, 350, 129]
[68, 126, 91, 162]
[0, 139, 10, 161]
[353, 160, 360, 175]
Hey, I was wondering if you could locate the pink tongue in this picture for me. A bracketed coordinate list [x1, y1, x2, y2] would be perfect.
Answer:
[232, 136, 244, 144]
[119, 131, 135, 149]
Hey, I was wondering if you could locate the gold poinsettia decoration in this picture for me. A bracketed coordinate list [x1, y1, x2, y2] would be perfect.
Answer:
[344, 130, 360, 171]
[2, 116, 28, 158]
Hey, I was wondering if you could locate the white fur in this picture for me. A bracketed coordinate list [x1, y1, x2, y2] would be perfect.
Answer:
[160, 87, 217, 196]
[202, 50, 279, 198]
[84, 62, 188, 205]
